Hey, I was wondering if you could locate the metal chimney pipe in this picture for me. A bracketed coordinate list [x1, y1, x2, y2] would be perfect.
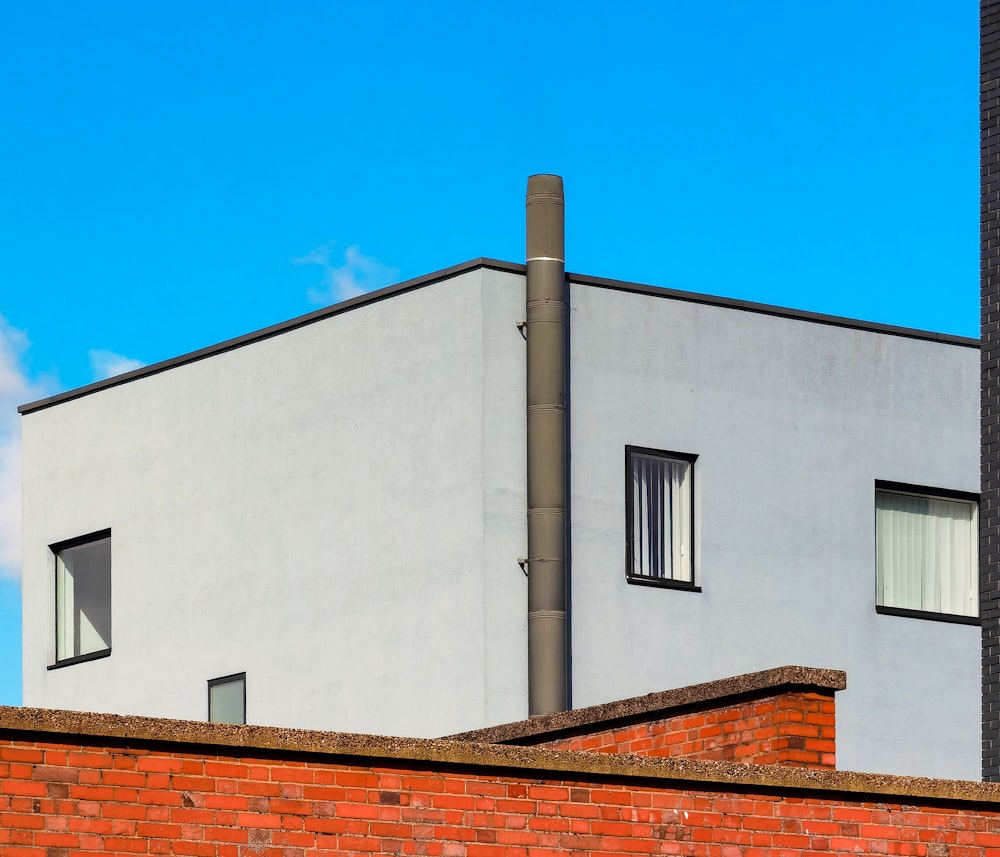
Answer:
[525, 174, 568, 716]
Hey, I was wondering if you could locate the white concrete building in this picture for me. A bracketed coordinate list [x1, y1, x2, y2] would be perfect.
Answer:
[20, 188, 980, 780]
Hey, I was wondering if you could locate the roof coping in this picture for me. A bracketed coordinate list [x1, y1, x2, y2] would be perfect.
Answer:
[1, 699, 998, 807]
[19, 259, 978, 415]
[446, 665, 847, 745]
[18, 258, 512, 415]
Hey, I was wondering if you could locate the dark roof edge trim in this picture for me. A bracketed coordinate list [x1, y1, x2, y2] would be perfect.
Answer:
[569, 272, 980, 348]
[18, 259, 521, 415]
[0, 703, 998, 806]
[19, 258, 977, 415]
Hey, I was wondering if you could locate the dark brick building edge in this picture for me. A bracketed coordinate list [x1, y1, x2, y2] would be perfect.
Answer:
[983, 0, 1000, 782]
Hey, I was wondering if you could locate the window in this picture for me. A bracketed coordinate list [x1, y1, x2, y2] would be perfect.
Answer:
[208, 673, 246, 724]
[875, 483, 979, 623]
[626, 446, 697, 589]
[52, 530, 112, 666]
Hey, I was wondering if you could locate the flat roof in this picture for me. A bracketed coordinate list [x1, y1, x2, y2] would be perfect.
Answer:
[19, 258, 979, 415]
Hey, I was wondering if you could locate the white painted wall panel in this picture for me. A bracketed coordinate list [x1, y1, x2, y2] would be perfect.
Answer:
[22, 265, 980, 779]
[22, 270, 506, 737]
[479, 268, 530, 726]
[568, 283, 979, 779]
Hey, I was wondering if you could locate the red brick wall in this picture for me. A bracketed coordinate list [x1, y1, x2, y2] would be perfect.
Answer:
[2, 735, 998, 857]
[533, 690, 836, 769]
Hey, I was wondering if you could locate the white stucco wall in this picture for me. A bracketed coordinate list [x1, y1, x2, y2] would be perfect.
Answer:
[567, 282, 980, 780]
[22, 265, 980, 779]
[21, 269, 528, 737]
[479, 268, 531, 725]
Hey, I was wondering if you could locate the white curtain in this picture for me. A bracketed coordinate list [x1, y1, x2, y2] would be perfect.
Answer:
[875, 490, 977, 617]
[631, 454, 692, 581]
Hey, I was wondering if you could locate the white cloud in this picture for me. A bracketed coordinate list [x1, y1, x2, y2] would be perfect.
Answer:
[88, 349, 145, 382]
[0, 315, 53, 580]
[293, 243, 399, 306]
[0, 330, 142, 580]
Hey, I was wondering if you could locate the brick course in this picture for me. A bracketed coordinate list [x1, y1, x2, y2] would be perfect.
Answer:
[534, 691, 836, 769]
[1, 733, 999, 857]
[452, 667, 843, 773]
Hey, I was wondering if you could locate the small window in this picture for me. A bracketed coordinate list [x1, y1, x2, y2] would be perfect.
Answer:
[875, 483, 979, 623]
[208, 673, 246, 724]
[52, 530, 112, 666]
[626, 446, 697, 588]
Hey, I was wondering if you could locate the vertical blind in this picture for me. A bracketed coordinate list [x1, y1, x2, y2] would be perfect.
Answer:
[875, 490, 977, 617]
[630, 453, 692, 581]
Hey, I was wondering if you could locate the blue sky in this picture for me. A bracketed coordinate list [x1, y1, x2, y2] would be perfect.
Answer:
[0, 1, 978, 706]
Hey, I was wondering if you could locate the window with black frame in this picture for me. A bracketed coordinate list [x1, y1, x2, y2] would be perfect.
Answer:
[626, 446, 698, 589]
[51, 530, 112, 667]
[208, 673, 246, 724]
[875, 482, 978, 623]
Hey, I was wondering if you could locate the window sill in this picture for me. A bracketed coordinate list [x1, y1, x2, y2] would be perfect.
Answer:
[626, 575, 702, 592]
[875, 605, 980, 626]
[48, 648, 112, 670]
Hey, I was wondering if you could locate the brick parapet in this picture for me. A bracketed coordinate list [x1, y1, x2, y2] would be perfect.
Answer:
[3, 722, 1000, 856]
[448, 666, 845, 746]
[449, 666, 841, 769]
[1, 703, 998, 806]
[533, 690, 837, 770]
